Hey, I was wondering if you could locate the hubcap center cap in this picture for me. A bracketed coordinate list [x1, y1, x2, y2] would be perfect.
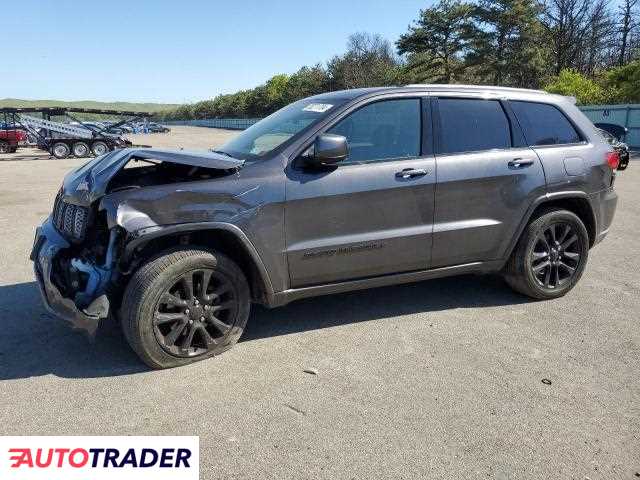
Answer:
[189, 305, 204, 320]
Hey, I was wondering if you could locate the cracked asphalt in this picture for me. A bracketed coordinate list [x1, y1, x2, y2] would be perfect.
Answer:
[0, 132, 638, 479]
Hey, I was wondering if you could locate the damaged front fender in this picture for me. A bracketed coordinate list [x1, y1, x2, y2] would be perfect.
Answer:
[98, 181, 264, 232]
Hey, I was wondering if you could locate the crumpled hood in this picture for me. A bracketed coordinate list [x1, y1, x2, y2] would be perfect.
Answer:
[61, 148, 244, 206]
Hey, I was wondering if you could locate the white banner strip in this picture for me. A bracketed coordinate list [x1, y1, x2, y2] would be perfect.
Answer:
[0, 436, 199, 480]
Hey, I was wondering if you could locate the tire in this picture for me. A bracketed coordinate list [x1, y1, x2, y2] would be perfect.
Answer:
[72, 141, 90, 157]
[504, 208, 589, 300]
[91, 141, 109, 156]
[0, 141, 9, 154]
[52, 142, 70, 159]
[121, 248, 251, 369]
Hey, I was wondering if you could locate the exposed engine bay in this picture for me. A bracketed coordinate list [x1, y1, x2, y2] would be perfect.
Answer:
[108, 160, 228, 193]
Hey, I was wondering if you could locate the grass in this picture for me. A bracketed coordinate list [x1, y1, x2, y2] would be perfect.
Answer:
[0, 98, 179, 113]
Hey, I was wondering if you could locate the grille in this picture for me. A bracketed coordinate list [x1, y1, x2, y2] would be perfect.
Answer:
[52, 190, 90, 243]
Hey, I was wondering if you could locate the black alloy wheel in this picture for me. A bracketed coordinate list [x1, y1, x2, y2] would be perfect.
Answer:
[154, 268, 238, 357]
[504, 208, 589, 299]
[121, 248, 250, 369]
[530, 222, 583, 289]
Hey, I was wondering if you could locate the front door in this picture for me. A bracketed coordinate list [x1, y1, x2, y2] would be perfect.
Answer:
[285, 97, 436, 288]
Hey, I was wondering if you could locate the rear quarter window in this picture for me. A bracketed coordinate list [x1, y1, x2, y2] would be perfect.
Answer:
[511, 101, 582, 146]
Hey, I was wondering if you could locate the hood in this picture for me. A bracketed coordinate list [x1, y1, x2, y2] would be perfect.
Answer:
[61, 148, 244, 206]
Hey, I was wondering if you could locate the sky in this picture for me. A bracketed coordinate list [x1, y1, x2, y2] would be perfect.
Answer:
[1, 0, 431, 104]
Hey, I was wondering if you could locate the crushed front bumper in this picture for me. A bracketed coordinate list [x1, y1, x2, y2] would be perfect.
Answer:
[31, 217, 109, 337]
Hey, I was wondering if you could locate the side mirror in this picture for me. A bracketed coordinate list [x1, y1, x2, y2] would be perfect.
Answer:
[303, 134, 348, 168]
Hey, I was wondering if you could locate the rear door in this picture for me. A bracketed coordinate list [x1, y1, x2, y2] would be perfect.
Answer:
[285, 95, 436, 287]
[431, 95, 547, 267]
[509, 100, 601, 191]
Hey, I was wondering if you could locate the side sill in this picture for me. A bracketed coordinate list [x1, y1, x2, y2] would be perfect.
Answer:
[269, 260, 504, 307]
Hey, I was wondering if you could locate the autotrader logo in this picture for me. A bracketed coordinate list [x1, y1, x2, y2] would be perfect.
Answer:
[0, 436, 199, 480]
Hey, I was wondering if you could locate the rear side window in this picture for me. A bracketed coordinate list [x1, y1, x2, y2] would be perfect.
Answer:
[437, 98, 511, 154]
[511, 101, 581, 146]
[327, 98, 421, 164]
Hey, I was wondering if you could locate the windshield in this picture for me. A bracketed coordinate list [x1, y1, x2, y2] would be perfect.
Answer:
[217, 97, 347, 160]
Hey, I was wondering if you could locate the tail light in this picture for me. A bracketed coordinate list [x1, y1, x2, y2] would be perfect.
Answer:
[606, 151, 620, 170]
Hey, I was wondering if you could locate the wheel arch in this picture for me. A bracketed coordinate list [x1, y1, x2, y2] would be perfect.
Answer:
[505, 192, 597, 260]
[122, 223, 275, 305]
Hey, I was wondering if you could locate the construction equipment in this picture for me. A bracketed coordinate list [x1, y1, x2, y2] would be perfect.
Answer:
[0, 107, 154, 158]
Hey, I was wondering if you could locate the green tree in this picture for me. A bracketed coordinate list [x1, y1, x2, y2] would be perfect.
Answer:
[466, 0, 548, 87]
[618, 0, 639, 65]
[605, 61, 640, 102]
[170, 104, 195, 120]
[285, 65, 331, 103]
[543, 69, 606, 104]
[264, 74, 290, 111]
[328, 32, 400, 89]
[396, 0, 474, 83]
[244, 85, 270, 117]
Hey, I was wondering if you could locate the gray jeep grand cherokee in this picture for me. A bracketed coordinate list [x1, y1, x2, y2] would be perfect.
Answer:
[31, 85, 619, 368]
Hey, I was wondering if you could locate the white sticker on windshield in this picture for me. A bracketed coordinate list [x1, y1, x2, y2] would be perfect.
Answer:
[303, 103, 333, 113]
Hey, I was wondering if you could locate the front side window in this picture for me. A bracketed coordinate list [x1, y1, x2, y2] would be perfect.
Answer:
[511, 101, 581, 146]
[437, 98, 512, 154]
[327, 98, 421, 164]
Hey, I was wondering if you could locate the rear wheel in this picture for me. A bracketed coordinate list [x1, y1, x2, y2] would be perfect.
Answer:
[504, 209, 589, 299]
[0, 141, 9, 154]
[91, 141, 109, 156]
[121, 248, 250, 369]
[72, 141, 90, 157]
[52, 142, 70, 159]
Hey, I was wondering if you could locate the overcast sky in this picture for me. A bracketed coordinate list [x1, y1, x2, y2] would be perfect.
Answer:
[2, 0, 430, 103]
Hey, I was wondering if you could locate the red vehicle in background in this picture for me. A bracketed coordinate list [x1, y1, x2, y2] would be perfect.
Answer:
[0, 127, 27, 153]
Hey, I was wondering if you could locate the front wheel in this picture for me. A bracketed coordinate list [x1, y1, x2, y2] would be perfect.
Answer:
[504, 209, 589, 299]
[121, 248, 250, 369]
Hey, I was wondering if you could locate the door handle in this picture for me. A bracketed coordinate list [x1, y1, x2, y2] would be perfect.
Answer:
[396, 168, 428, 179]
[508, 158, 535, 168]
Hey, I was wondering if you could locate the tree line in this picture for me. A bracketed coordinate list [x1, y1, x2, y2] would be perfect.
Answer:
[159, 0, 639, 120]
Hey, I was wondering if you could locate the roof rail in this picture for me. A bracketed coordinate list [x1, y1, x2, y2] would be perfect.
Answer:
[404, 84, 547, 94]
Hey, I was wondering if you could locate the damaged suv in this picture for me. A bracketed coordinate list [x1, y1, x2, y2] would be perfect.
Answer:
[32, 85, 619, 368]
